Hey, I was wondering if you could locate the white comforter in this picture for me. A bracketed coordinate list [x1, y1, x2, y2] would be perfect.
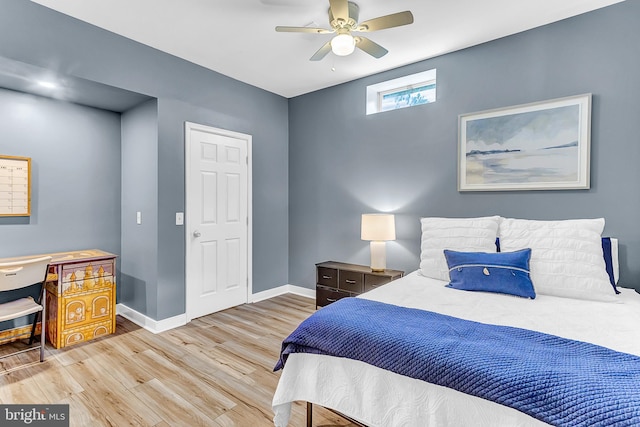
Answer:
[272, 271, 640, 427]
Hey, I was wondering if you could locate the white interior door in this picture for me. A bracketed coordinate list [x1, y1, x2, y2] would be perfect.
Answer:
[185, 122, 251, 321]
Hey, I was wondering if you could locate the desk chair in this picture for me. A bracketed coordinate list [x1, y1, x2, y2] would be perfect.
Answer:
[0, 256, 52, 363]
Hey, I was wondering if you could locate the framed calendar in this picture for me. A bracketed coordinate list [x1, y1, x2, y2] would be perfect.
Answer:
[0, 155, 31, 216]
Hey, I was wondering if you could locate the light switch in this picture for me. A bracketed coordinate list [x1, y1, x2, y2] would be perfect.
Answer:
[176, 212, 184, 226]
[136, 211, 142, 225]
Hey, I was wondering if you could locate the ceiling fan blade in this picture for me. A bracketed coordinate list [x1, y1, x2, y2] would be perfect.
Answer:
[354, 37, 388, 59]
[357, 11, 414, 32]
[275, 26, 334, 34]
[329, 0, 349, 23]
[310, 41, 332, 61]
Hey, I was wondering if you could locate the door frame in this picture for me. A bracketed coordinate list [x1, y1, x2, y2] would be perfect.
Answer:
[184, 121, 253, 322]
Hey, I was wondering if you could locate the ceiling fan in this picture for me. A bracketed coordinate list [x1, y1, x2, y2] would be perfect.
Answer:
[275, 0, 414, 61]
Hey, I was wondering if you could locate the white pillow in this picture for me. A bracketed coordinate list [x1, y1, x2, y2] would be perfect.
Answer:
[420, 216, 500, 281]
[498, 218, 616, 301]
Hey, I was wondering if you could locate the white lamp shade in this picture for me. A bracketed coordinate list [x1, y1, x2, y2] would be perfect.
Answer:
[361, 214, 396, 241]
[331, 34, 356, 56]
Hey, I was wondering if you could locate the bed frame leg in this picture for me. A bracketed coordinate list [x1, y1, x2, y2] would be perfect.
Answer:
[306, 402, 313, 427]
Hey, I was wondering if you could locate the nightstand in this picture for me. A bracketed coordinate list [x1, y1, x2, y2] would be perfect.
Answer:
[315, 261, 404, 308]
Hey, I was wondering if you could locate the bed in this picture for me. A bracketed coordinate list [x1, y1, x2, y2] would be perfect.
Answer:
[272, 217, 640, 426]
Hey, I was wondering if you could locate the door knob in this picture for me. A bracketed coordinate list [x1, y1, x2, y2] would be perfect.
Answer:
[193, 230, 201, 238]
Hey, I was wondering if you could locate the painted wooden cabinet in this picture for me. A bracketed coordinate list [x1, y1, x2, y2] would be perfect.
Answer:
[44, 250, 117, 348]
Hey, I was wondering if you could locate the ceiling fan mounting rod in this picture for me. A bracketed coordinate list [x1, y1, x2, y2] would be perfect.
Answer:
[329, 1, 359, 30]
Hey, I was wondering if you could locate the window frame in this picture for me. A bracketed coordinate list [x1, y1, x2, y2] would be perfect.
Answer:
[366, 69, 437, 115]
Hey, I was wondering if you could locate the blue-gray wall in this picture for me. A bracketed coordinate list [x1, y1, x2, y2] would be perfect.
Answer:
[156, 97, 289, 319]
[0, 88, 122, 329]
[288, 1, 640, 291]
[121, 99, 159, 317]
[0, 0, 289, 321]
[0, 88, 121, 257]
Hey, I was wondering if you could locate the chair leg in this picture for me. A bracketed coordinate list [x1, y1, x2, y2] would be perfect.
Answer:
[28, 286, 46, 361]
[29, 285, 45, 345]
[29, 311, 39, 345]
[40, 299, 45, 362]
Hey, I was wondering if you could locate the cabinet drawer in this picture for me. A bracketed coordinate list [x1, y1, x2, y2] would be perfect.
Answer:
[338, 270, 363, 293]
[364, 274, 392, 292]
[317, 267, 338, 287]
[61, 289, 113, 330]
[56, 260, 115, 294]
[316, 285, 350, 307]
[62, 319, 114, 347]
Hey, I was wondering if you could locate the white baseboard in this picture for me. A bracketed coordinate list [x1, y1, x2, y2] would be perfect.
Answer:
[116, 304, 187, 334]
[250, 284, 315, 302]
[117, 285, 314, 333]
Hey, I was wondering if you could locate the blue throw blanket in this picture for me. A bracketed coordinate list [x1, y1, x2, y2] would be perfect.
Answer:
[275, 297, 640, 426]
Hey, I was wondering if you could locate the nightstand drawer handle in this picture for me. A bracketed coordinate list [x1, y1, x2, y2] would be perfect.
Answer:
[345, 279, 357, 284]
[322, 275, 332, 280]
[326, 298, 337, 302]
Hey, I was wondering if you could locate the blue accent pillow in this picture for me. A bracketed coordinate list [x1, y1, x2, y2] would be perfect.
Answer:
[601, 237, 620, 294]
[444, 249, 536, 299]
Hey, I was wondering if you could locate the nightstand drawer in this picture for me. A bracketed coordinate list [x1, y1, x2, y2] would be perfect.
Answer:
[315, 261, 404, 308]
[316, 285, 351, 307]
[364, 274, 393, 292]
[317, 267, 338, 287]
[339, 270, 363, 293]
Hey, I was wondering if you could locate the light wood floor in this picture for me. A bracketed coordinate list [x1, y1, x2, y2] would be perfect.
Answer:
[0, 294, 357, 427]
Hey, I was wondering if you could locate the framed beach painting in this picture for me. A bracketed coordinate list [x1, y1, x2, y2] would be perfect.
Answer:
[458, 94, 592, 191]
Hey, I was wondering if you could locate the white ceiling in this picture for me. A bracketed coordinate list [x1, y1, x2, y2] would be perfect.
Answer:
[0, 56, 152, 112]
[30, 0, 624, 98]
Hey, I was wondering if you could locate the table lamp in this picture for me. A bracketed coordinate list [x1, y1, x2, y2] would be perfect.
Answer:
[361, 213, 396, 272]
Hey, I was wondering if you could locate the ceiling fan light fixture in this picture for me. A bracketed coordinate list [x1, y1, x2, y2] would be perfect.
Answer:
[276, 2, 414, 61]
[331, 33, 355, 56]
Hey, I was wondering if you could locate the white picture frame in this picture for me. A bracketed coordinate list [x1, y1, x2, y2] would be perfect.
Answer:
[458, 94, 592, 191]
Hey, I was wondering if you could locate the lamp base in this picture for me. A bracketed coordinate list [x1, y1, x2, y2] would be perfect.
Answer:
[369, 241, 387, 272]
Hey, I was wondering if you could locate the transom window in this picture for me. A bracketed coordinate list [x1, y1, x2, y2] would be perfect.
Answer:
[366, 69, 436, 115]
